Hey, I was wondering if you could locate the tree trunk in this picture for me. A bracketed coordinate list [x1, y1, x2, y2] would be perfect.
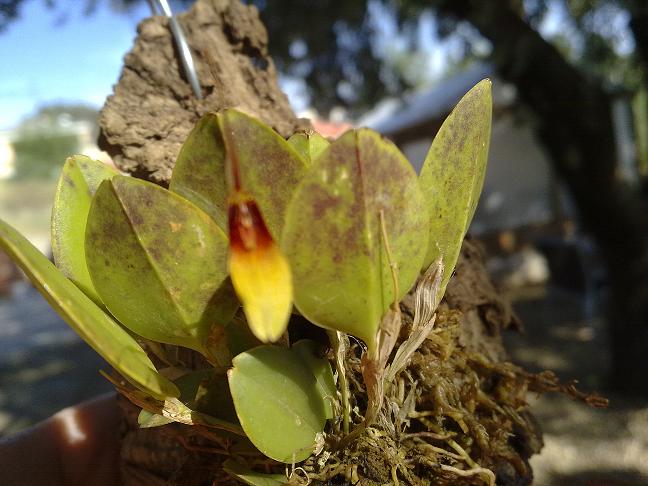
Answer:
[433, 0, 648, 398]
[98, 0, 307, 184]
[627, 0, 648, 76]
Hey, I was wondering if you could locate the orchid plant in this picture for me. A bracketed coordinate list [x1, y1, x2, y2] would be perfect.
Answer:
[0, 80, 492, 484]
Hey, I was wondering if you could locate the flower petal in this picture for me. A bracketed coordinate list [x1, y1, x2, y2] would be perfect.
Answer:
[228, 194, 293, 342]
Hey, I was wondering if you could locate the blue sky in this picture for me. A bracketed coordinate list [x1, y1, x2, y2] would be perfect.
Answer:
[0, 0, 506, 131]
[1, 0, 633, 132]
[0, 0, 454, 130]
[0, 0, 155, 130]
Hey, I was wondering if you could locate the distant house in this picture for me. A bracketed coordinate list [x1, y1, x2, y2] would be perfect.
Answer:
[361, 62, 558, 237]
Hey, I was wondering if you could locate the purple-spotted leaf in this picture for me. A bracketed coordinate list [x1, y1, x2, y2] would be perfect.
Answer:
[287, 131, 330, 165]
[85, 176, 238, 356]
[218, 110, 307, 239]
[282, 129, 429, 350]
[228, 345, 327, 463]
[419, 79, 492, 296]
[0, 219, 179, 400]
[51, 155, 118, 304]
[169, 114, 228, 230]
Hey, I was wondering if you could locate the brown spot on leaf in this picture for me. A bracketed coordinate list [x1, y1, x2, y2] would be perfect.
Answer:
[62, 174, 75, 188]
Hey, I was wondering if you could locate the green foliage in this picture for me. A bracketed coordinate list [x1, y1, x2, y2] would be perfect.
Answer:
[217, 110, 307, 239]
[223, 459, 287, 485]
[85, 175, 238, 356]
[0, 83, 492, 478]
[51, 155, 118, 304]
[171, 110, 308, 240]
[0, 219, 179, 400]
[419, 79, 491, 297]
[292, 339, 337, 419]
[175, 370, 239, 424]
[11, 132, 79, 181]
[282, 129, 429, 350]
[287, 131, 331, 164]
[170, 114, 228, 230]
[227, 344, 330, 463]
[137, 409, 174, 428]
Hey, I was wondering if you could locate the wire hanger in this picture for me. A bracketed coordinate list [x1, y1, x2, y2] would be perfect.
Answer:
[148, 0, 203, 99]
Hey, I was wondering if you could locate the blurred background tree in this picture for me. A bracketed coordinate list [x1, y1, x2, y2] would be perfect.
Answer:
[9, 104, 98, 180]
[1, 0, 647, 397]
[11, 132, 78, 180]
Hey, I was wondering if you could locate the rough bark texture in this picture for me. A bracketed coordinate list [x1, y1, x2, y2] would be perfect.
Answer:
[444, 238, 521, 361]
[431, 0, 648, 398]
[99, 0, 307, 184]
[100, 0, 541, 483]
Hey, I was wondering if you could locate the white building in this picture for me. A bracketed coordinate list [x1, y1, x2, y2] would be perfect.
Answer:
[0, 130, 16, 179]
[361, 62, 556, 236]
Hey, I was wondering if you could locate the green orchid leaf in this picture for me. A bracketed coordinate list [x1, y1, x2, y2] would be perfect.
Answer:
[419, 79, 492, 295]
[218, 109, 307, 239]
[226, 315, 263, 357]
[282, 129, 429, 350]
[169, 114, 228, 231]
[0, 219, 179, 400]
[175, 369, 239, 424]
[85, 175, 238, 355]
[150, 396, 244, 434]
[228, 345, 328, 463]
[137, 409, 174, 428]
[51, 155, 118, 304]
[137, 369, 243, 433]
[292, 340, 336, 419]
[223, 459, 286, 486]
[287, 131, 330, 165]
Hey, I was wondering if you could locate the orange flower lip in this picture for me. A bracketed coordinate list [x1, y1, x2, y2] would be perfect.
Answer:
[227, 192, 293, 343]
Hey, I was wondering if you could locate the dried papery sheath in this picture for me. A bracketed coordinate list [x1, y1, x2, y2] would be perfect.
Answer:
[228, 191, 293, 342]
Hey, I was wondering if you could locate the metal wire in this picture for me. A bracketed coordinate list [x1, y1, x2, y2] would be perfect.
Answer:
[149, 0, 203, 99]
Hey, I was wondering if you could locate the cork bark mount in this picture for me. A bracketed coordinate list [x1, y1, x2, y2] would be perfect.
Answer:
[99, 0, 307, 184]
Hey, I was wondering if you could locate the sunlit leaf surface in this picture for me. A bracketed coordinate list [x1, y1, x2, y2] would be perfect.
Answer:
[51, 155, 118, 304]
[169, 114, 229, 231]
[228, 345, 327, 463]
[419, 79, 492, 295]
[282, 129, 429, 349]
[287, 131, 330, 165]
[85, 176, 238, 355]
[0, 219, 179, 400]
[218, 110, 307, 239]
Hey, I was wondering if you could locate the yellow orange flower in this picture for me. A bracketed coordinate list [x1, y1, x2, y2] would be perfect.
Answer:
[228, 192, 292, 342]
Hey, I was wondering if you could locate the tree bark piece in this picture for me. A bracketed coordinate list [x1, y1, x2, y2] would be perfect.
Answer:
[99, 0, 307, 184]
